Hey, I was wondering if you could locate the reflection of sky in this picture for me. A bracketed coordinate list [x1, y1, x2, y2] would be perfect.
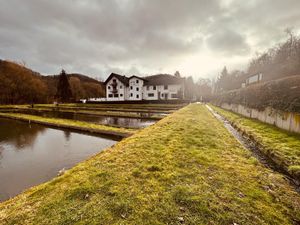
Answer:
[20, 110, 157, 128]
[0, 118, 116, 201]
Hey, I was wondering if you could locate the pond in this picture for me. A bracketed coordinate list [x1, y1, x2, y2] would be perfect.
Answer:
[18, 110, 156, 128]
[0, 118, 117, 202]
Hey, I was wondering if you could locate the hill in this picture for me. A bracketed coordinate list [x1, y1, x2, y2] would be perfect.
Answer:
[0, 60, 105, 104]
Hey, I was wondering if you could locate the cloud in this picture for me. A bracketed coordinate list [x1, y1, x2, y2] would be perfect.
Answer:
[0, 0, 300, 79]
[206, 29, 250, 56]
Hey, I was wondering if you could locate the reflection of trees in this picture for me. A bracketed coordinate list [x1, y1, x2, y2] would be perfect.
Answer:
[0, 118, 45, 149]
[0, 145, 3, 161]
[64, 131, 71, 141]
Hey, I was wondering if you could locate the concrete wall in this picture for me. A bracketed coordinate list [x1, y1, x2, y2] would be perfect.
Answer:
[220, 103, 300, 134]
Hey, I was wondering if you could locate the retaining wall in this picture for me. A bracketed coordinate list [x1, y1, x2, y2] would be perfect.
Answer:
[220, 103, 300, 134]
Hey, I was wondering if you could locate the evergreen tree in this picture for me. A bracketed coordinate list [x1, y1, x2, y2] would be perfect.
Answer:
[56, 69, 73, 102]
[174, 71, 181, 77]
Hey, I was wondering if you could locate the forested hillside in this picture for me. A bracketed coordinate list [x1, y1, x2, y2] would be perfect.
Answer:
[215, 31, 300, 92]
[0, 60, 105, 104]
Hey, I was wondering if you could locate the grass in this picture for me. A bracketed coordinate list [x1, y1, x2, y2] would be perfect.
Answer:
[210, 105, 300, 179]
[0, 113, 135, 137]
[35, 103, 185, 110]
[33, 105, 175, 114]
[0, 104, 300, 224]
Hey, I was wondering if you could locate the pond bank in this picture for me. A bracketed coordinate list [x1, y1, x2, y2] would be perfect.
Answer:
[0, 104, 299, 224]
[0, 113, 134, 138]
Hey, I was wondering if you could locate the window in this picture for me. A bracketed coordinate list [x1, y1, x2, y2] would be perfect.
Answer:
[120, 94, 123, 97]
[130, 86, 133, 90]
[113, 79, 116, 82]
[120, 85, 122, 89]
[161, 93, 164, 97]
[136, 79, 139, 83]
[148, 93, 154, 97]
[108, 94, 113, 97]
[146, 86, 149, 91]
[114, 94, 119, 97]
[130, 93, 133, 97]
[136, 94, 139, 98]
[108, 86, 111, 89]
[164, 85, 168, 90]
[171, 93, 178, 98]
[153, 86, 156, 90]
[136, 87, 139, 91]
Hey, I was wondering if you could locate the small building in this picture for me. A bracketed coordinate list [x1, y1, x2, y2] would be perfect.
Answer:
[245, 73, 263, 86]
[104, 73, 185, 101]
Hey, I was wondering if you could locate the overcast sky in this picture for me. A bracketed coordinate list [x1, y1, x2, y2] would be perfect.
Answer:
[1, 0, 300, 80]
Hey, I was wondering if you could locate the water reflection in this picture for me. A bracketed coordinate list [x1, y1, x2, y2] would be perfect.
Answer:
[0, 118, 45, 149]
[0, 118, 116, 201]
[18, 110, 156, 128]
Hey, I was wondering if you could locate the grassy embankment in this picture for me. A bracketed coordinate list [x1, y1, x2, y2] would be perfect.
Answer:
[0, 113, 134, 138]
[211, 105, 300, 180]
[33, 105, 175, 114]
[37, 103, 186, 110]
[0, 104, 300, 224]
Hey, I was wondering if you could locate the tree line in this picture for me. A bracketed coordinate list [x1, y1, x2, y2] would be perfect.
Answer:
[0, 60, 105, 104]
[215, 29, 300, 93]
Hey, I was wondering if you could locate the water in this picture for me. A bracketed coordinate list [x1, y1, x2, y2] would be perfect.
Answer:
[18, 110, 156, 128]
[0, 118, 117, 201]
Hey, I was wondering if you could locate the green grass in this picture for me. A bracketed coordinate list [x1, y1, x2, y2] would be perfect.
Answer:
[0, 113, 135, 137]
[0, 104, 300, 224]
[211, 105, 300, 179]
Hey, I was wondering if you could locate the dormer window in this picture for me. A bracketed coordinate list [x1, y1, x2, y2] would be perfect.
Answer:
[136, 80, 139, 83]
[113, 79, 116, 82]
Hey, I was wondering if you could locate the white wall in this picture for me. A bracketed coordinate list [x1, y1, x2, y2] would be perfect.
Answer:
[157, 84, 182, 100]
[220, 103, 300, 134]
[128, 77, 143, 100]
[143, 85, 158, 100]
[106, 76, 126, 101]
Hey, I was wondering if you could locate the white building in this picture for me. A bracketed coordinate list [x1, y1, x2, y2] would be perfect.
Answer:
[244, 73, 263, 87]
[104, 73, 185, 101]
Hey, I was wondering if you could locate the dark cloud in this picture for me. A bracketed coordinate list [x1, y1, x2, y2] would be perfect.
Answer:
[0, 0, 300, 79]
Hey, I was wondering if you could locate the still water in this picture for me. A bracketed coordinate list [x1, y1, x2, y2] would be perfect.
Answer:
[0, 118, 116, 201]
[20, 110, 156, 128]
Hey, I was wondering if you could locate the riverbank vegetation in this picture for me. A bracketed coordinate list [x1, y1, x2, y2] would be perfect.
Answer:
[1, 104, 299, 224]
[0, 60, 104, 104]
[0, 113, 134, 138]
[211, 105, 300, 180]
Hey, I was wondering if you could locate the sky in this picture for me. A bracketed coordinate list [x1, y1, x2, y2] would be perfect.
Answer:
[1, 0, 300, 81]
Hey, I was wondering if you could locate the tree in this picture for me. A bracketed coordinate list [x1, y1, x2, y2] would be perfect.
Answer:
[56, 69, 73, 103]
[184, 76, 196, 100]
[69, 77, 86, 101]
[174, 71, 181, 78]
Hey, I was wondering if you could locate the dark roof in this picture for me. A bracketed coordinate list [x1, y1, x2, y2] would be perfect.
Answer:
[143, 74, 184, 85]
[129, 75, 147, 81]
[104, 73, 129, 85]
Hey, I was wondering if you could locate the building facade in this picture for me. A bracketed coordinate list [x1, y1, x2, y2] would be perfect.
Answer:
[104, 73, 184, 101]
